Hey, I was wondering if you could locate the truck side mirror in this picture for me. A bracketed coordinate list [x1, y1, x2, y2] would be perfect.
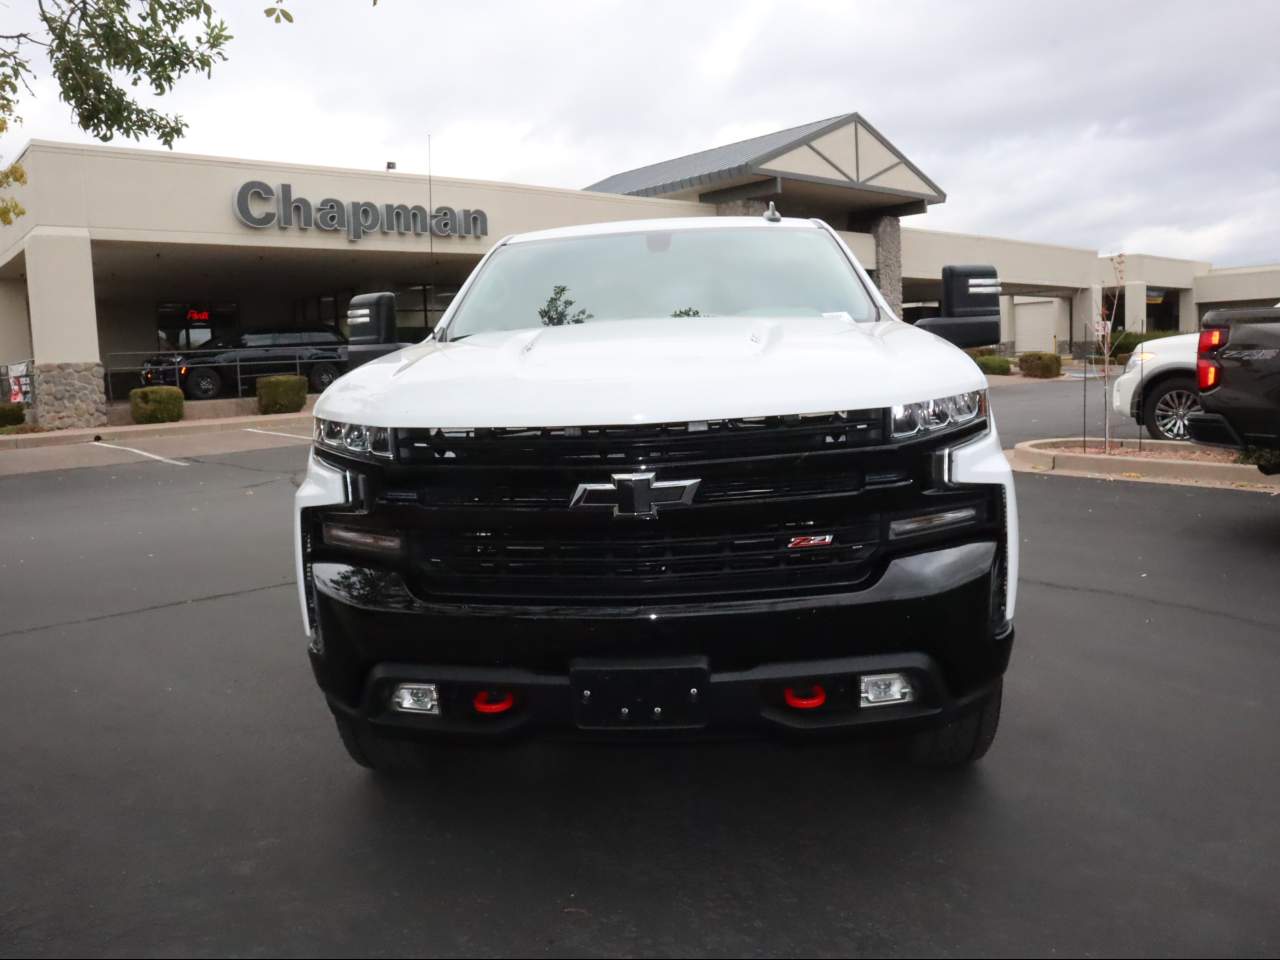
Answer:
[915, 265, 1001, 348]
[346, 292, 398, 345]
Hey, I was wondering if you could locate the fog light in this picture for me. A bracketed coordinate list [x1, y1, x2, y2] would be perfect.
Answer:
[322, 522, 403, 553]
[860, 673, 914, 707]
[391, 683, 440, 715]
[888, 507, 977, 540]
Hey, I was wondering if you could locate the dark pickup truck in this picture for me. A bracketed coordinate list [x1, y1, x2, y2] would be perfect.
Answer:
[1188, 304, 1280, 473]
[141, 328, 348, 400]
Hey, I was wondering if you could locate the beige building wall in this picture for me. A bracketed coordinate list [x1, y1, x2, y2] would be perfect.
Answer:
[1012, 298, 1070, 353]
[1072, 285, 1102, 346]
[835, 230, 877, 269]
[0, 278, 31, 361]
[1107, 254, 1209, 290]
[1123, 281, 1147, 334]
[1194, 264, 1280, 307]
[903, 227, 1098, 289]
[24, 228, 100, 364]
[0, 141, 717, 269]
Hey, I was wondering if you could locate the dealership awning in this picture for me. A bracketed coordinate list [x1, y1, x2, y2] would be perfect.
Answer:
[584, 113, 945, 217]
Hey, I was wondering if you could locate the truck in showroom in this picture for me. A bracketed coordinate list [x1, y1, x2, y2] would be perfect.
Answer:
[295, 211, 1019, 771]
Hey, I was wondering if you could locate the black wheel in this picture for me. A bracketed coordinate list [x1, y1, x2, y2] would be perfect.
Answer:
[909, 680, 1002, 768]
[185, 367, 221, 401]
[332, 713, 432, 774]
[1143, 376, 1201, 441]
[309, 363, 340, 393]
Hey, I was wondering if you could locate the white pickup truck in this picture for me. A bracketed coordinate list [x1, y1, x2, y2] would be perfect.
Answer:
[294, 213, 1018, 771]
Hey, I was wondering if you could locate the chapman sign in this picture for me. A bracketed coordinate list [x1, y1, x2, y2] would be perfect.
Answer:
[234, 180, 489, 243]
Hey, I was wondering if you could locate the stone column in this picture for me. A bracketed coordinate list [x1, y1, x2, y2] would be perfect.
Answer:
[713, 199, 768, 217]
[868, 216, 902, 316]
[24, 228, 107, 429]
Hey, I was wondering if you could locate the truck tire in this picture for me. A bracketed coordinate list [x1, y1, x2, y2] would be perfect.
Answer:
[332, 713, 431, 774]
[909, 680, 1002, 768]
[1143, 375, 1200, 441]
[309, 363, 340, 393]
[185, 367, 221, 401]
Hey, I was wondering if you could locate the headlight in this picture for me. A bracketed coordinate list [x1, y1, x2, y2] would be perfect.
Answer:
[1126, 351, 1156, 371]
[891, 390, 987, 439]
[314, 418, 394, 460]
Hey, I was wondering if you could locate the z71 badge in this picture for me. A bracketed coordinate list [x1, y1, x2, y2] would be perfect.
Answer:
[787, 534, 835, 549]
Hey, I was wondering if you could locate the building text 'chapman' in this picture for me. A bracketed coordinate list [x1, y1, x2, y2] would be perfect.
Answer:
[234, 180, 488, 242]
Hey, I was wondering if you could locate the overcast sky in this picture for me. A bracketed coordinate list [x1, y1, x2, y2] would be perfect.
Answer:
[7, 0, 1279, 265]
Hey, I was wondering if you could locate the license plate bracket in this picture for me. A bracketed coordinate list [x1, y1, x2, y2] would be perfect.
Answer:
[570, 656, 709, 730]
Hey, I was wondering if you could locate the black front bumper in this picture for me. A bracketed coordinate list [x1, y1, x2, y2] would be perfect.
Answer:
[309, 541, 1013, 742]
[140, 367, 182, 388]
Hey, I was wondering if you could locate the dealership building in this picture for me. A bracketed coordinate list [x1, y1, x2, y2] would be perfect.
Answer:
[3, 111, 1279, 429]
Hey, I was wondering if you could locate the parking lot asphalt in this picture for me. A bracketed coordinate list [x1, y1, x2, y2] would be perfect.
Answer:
[2, 393, 1279, 957]
[987, 374, 1118, 448]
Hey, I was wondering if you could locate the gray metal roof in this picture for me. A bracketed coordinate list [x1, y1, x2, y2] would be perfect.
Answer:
[585, 114, 854, 197]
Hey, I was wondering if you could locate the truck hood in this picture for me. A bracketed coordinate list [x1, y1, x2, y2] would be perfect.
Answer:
[316, 315, 987, 428]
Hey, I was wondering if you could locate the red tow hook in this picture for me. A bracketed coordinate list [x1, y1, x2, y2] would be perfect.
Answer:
[473, 690, 515, 715]
[784, 684, 826, 710]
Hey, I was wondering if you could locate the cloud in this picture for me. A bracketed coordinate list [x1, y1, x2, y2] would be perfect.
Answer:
[5, 0, 1279, 265]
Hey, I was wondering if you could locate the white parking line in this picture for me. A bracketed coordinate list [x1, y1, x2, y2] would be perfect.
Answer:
[92, 441, 189, 467]
[243, 427, 313, 441]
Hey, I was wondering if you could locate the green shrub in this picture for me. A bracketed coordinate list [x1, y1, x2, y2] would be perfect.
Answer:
[1238, 447, 1280, 473]
[257, 375, 307, 415]
[1018, 352, 1062, 378]
[129, 386, 184, 424]
[0, 400, 24, 427]
[975, 355, 1012, 375]
[964, 346, 1000, 358]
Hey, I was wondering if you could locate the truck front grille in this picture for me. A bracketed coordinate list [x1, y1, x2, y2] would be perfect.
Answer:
[413, 511, 885, 602]
[313, 415, 996, 605]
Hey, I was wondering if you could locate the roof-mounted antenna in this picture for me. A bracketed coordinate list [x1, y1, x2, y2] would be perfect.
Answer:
[763, 200, 782, 223]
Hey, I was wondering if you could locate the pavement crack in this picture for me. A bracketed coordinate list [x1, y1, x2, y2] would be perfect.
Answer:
[0, 581, 294, 639]
[1021, 576, 1280, 632]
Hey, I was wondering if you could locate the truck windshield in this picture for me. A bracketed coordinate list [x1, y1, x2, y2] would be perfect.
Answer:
[445, 226, 875, 339]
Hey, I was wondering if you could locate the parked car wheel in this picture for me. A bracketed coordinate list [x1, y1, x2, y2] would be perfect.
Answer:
[309, 363, 341, 393]
[185, 367, 222, 401]
[1143, 376, 1201, 441]
[909, 680, 1002, 768]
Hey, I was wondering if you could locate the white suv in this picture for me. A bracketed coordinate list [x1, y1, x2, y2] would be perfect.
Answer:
[1111, 334, 1200, 440]
[295, 214, 1019, 771]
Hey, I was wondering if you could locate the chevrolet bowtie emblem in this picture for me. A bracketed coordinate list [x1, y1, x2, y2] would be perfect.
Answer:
[570, 472, 701, 517]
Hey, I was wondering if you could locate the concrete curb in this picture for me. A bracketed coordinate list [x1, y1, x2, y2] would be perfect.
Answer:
[0, 412, 314, 450]
[1010, 438, 1280, 491]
